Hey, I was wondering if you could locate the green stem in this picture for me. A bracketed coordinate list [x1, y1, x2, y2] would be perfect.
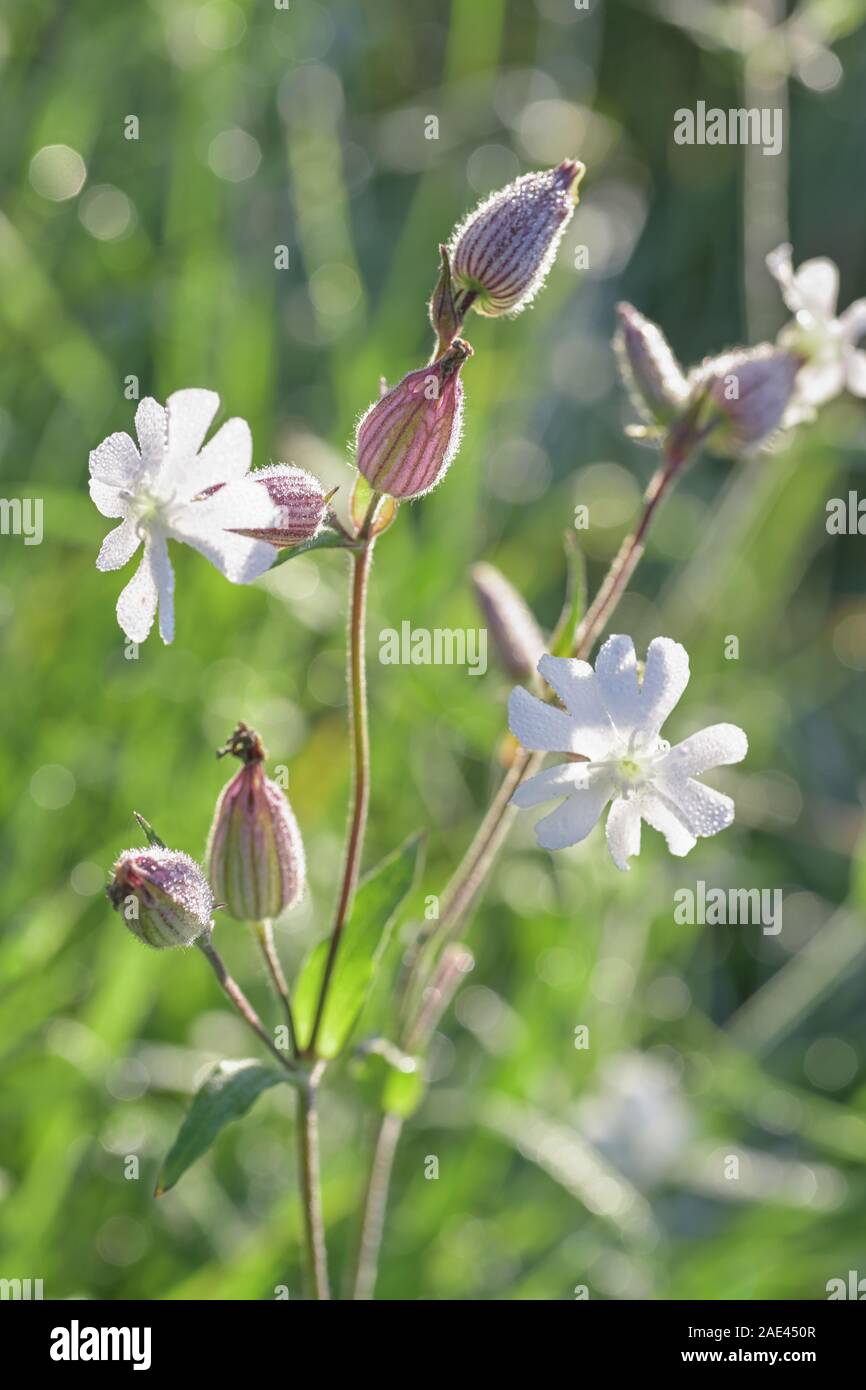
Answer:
[351, 1112, 403, 1301]
[253, 918, 298, 1057]
[297, 1064, 330, 1300]
[196, 936, 298, 1078]
[307, 540, 373, 1056]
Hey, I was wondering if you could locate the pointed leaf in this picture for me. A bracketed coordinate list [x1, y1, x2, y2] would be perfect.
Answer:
[268, 528, 354, 569]
[155, 1060, 290, 1195]
[294, 833, 424, 1058]
[133, 811, 166, 848]
[353, 1042, 426, 1118]
[550, 532, 587, 657]
[350, 472, 398, 536]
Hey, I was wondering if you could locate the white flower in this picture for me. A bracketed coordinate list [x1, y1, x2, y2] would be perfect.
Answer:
[89, 389, 281, 644]
[577, 1052, 692, 1188]
[767, 243, 866, 417]
[508, 636, 747, 871]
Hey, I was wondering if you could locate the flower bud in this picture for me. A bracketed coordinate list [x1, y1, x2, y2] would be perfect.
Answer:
[691, 346, 803, 455]
[231, 465, 327, 548]
[108, 848, 213, 948]
[614, 303, 689, 425]
[448, 159, 584, 318]
[471, 562, 546, 680]
[207, 723, 305, 922]
[355, 339, 472, 499]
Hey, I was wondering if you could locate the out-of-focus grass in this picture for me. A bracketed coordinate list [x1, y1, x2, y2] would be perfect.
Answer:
[1, 0, 866, 1300]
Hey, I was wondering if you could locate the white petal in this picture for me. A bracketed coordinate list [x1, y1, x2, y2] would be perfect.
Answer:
[766, 243, 794, 296]
[845, 348, 866, 398]
[533, 784, 610, 851]
[135, 398, 167, 469]
[655, 776, 735, 839]
[192, 417, 253, 489]
[511, 761, 593, 809]
[792, 257, 839, 321]
[536, 653, 617, 757]
[172, 492, 276, 584]
[594, 634, 642, 734]
[605, 797, 642, 872]
[639, 637, 690, 736]
[116, 540, 161, 643]
[187, 528, 276, 584]
[151, 533, 175, 644]
[96, 517, 141, 572]
[796, 358, 846, 407]
[839, 299, 866, 344]
[187, 476, 278, 531]
[166, 388, 220, 461]
[89, 478, 128, 519]
[89, 430, 142, 489]
[88, 431, 143, 517]
[782, 402, 817, 429]
[658, 723, 748, 779]
[639, 794, 697, 858]
[509, 687, 593, 755]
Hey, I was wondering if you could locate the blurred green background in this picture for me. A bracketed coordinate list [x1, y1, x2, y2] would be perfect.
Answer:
[2, 0, 866, 1301]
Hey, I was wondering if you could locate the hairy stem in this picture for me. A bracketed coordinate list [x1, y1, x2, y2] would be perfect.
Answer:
[307, 542, 373, 1056]
[350, 1112, 403, 1301]
[196, 936, 297, 1078]
[253, 918, 297, 1057]
[297, 1065, 331, 1300]
[572, 458, 678, 658]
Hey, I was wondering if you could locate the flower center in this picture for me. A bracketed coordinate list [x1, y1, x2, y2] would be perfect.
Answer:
[602, 734, 669, 798]
[782, 316, 843, 365]
[125, 482, 179, 532]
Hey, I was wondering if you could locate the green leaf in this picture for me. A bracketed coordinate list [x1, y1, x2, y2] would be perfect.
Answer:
[350, 472, 399, 536]
[383, 1062, 425, 1117]
[268, 529, 354, 569]
[550, 532, 587, 658]
[155, 1060, 290, 1195]
[133, 811, 166, 848]
[294, 833, 424, 1058]
[353, 1042, 426, 1118]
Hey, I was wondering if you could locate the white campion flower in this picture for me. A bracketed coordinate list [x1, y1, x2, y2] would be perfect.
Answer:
[508, 636, 747, 871]
[767, 243, 866, 418]
[89, 389, 281, 644]
[577, 1052, 692, 1188]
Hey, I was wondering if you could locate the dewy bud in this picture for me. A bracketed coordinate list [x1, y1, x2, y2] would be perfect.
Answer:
[471, 562, 546, 680]
[448, 159, 584, 318]
[207, 723, 305, 922]
[691, 346, 803, 455]
[231, 465, 327, 548]
[108, 848, 213, 949]
[355, 339, 472, 499]
[614, 303, 689, 425]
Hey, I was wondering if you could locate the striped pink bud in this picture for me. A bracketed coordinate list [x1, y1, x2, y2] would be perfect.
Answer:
[448, 159, 584, 318]
[108, 848, 213, 949]
[691, 346, 803, 456]
[207, 723, 305, 922]
[614, 303, 689, 425]
[230, 465, 327, 548]
[355, 339, 473, 499]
